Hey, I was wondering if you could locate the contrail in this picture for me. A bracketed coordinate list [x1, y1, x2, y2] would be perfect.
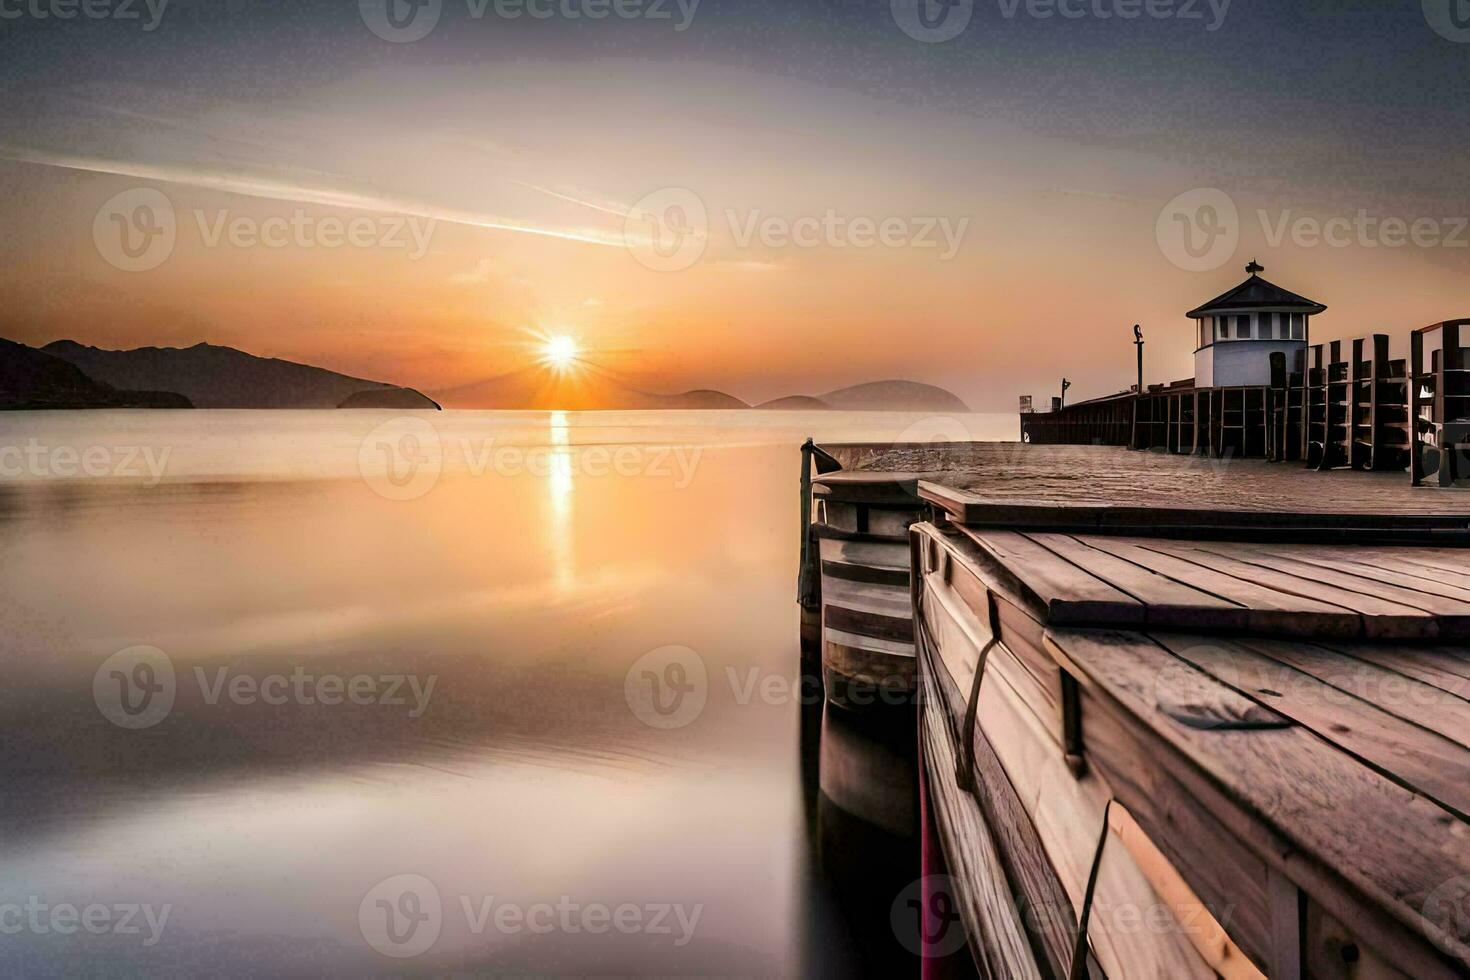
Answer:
[0, 145, 629, 249]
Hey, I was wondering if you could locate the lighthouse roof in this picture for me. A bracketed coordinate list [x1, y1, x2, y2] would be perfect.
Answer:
[1187, 263, 1327, 319]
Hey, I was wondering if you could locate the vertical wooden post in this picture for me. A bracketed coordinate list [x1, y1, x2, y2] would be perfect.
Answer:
[1269, 352, 1286, 462]
[1411, 329, 1424, 486]
[797, 439, 818, 609]
[1441, 323, 1460, 486]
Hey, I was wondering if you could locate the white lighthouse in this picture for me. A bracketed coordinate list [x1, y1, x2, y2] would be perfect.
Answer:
[1189, 261, 1326, 388]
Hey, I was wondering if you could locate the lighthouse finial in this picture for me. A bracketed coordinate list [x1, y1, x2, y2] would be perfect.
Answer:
[1246, 259, 1264, 276]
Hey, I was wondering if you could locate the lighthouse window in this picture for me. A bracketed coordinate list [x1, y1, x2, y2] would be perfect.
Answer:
[1262, 313, 1277, 339]
[1236, 315, 1252, 339]
[1289, 314, 1305, 339]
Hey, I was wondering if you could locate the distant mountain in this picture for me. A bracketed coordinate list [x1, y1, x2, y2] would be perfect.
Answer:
[817, 380, 968, 413]
[755, 395, 830, 410]
[338, 388, 442, 410]
[432, 369, 748, 411]
[0, 338, 192, 410]
[44, 341, 439, 410]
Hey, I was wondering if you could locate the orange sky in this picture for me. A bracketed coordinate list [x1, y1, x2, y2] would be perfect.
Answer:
[3, 30, 1468, 409]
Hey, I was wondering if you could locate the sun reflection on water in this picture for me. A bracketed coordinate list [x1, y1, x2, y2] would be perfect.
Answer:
[548, 410, 574, 590]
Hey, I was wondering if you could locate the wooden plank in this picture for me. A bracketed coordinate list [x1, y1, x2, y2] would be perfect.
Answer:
[822, 627, 913, 658]
[1216, 544, 1470, 622]
[1246, 641, 1470, 750]
[823, 604, 913, 643]
[818, 536, 910, 569]
[1025, 532, 1246, 630]
[1314, 643, 1470, 697]
[956, 528, 1146, 627]
[1046, 628, 1470, 976]
[1269, 546, 1470, 600]
[1305, 899, 1414, 980]
[1142, 540, 1438, 641]
[976, 643, 1219, 978]
[1152, 633, 1470, 821]
[921, 623, 1079, 978]
[1266, 869, 1303, 980]
[917, 480, 1470, 545]
[820, 559, 909, 588]
[917, 526, 1263, 976]
[819, 576, 913, 619]
[918, 666, 1046, 980]
[1108, 803, 1266, 979]
[1078, 537, 1361, 638]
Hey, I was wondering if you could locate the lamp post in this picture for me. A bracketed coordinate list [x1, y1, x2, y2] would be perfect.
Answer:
[1131, 325, 1145, 450]
[1060, 377, 1071, 409]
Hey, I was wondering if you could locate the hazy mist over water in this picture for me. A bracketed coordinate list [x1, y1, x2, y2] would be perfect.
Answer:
[0, 409, 1011, 976]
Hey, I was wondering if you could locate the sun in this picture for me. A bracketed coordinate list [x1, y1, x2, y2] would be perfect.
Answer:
[539, 335, 579, 372]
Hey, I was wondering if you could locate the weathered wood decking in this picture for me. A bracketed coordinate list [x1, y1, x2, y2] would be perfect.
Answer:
[799, 439, 1470, 975]
[914, 516, 1470, 978]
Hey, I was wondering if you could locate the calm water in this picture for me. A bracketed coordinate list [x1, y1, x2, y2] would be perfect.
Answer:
[0, 409, 1012, 977]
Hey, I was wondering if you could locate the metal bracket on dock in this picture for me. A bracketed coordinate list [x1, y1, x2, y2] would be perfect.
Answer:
[955, 589, 1002, 793]
[1060, 671, 1088, 779]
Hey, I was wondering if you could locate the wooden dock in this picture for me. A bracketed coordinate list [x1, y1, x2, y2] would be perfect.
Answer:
[799, 439, 1470, 977]
[1022, 319, 1470, 486]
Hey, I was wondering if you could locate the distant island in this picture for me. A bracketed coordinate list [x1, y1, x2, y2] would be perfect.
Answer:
[433, 372, 969, 413]
[1, 337, 193, 411]
[0, 337, 440, 410]
[1, 335, 968, 413]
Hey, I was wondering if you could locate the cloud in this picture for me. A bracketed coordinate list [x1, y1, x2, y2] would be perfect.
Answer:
[0, 144, 629, 249]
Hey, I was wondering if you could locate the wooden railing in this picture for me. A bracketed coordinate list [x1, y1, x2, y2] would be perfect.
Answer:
[1016, 320, 1468, 487]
